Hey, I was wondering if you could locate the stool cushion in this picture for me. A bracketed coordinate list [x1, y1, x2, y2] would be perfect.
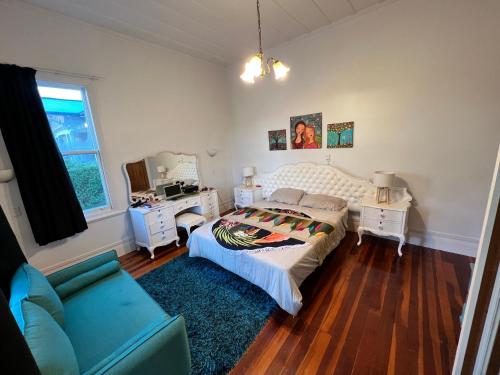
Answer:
[176, 213, 206, 228]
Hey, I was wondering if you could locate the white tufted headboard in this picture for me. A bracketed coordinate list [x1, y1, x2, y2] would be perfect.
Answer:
[254, 163, 375, 212]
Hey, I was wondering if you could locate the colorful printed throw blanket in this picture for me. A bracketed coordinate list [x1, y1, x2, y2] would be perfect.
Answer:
[212, 207, 335, 253]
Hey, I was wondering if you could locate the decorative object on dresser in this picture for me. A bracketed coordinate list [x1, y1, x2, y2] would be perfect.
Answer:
[357, 187, 412, 256]
[373, 171, 395, 204]
[156, 165, 167, 179]
[242, 166, 255, 187]
[123, 151, 219, 259]
[234, 185, 263, 209]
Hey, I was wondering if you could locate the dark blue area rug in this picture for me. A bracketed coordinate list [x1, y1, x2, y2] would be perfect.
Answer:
[137, 253, 278, 375]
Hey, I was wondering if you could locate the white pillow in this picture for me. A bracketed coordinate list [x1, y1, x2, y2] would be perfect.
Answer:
[268, 188, 305, 205]
[299, 194, 347, 211]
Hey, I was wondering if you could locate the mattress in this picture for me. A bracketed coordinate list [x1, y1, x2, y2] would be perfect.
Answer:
[187, 201, 348, 315]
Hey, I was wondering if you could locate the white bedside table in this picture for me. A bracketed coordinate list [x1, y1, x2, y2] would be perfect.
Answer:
[234, 186, 263, 209]
[357, 189, 412, 256]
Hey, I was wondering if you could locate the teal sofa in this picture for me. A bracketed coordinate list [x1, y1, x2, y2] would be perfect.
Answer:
[9, 250, 191, 375]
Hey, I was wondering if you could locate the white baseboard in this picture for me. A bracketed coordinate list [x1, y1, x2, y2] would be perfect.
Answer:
[407, 230, 478, 257]
[347, 217, 478, 257]
[40, 237, 136, 275]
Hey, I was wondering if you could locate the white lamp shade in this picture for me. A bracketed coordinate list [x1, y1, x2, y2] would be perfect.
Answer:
[373, 171, 395, 187]
[156, 165, 166, 173]
[243, 166, 255, 177]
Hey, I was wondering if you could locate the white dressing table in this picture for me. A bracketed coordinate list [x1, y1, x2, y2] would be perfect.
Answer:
[123, 151, 219, 259]
[129, 190, 219, 259]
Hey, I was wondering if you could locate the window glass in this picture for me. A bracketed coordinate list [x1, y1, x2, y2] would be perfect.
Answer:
[38, 82, 110, 213]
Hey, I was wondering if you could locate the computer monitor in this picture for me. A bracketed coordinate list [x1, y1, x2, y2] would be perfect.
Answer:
[163, 183, 183, 200]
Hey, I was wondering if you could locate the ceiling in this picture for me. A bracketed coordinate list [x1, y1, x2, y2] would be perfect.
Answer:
[21, 0, 390, 64]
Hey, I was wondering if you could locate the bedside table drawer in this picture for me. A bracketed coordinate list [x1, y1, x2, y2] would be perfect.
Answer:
[364, 207, 403, 222]
[362, 218, 402, 233]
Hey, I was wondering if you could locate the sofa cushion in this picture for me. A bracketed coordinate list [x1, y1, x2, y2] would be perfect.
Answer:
[55, 260, 121, 299]
[62, 269, 169, 373]
[10, 263, 65, 327]
[12, 300, 79, 375]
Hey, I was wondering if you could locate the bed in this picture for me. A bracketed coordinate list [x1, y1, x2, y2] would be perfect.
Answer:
[187, 163, 375, 315]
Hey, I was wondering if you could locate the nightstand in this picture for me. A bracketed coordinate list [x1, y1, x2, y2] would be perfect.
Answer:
[357, 190, 412, 256]
[234, 186, 263, 209]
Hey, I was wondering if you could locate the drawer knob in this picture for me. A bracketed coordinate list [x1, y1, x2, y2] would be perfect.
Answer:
[378, 225, 383, 230]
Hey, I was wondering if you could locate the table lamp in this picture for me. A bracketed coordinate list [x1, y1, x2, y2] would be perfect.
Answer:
[156, 165, 167, 179]
[243, 166, 255, 187]
[373, 171, 395, 204]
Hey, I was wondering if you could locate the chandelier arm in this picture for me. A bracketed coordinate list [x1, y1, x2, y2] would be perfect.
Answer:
[257, 0, 263, 55]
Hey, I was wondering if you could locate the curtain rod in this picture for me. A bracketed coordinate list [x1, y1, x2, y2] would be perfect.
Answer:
[1, 62, 102, 81]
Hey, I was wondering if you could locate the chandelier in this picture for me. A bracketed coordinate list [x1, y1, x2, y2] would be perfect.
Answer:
[240, 0, 290, 84]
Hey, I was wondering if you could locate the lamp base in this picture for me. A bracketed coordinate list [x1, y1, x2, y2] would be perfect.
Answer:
[244, 177, 253, 188]
[376, 187, 390, 204]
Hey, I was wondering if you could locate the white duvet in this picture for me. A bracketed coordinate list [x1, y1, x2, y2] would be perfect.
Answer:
[187, 201, 348, 315]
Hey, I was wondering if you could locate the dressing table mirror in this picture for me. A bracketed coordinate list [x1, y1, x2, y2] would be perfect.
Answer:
[123, 151, 219, 259]
[123, 151, 201, 204]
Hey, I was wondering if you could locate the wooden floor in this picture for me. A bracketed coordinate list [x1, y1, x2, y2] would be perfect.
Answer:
[120, 232, 473, 375]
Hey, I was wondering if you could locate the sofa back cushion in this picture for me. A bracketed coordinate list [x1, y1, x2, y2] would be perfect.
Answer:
[11, 300, 79, 375]
[10, 263, 65, 327]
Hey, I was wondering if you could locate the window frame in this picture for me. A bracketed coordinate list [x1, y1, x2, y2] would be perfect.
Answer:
[36, 76, 113, 219]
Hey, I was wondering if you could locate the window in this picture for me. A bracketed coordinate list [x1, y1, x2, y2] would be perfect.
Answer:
[37, 81, 110, 214]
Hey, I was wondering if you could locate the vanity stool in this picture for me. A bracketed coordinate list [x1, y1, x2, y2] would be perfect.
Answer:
[176, 213, 207, 236]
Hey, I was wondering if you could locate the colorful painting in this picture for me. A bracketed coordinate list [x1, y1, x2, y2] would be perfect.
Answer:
[290, 112, 322, 149]
[268, 129, 287, 151]
[327, 122, 354, 148]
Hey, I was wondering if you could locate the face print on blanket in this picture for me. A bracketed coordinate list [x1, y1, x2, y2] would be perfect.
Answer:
[212, 219, 304, 251]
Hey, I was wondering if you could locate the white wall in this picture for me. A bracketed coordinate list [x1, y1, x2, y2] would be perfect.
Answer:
[228, 0, 500, 256]
[0, 0, 233, 271]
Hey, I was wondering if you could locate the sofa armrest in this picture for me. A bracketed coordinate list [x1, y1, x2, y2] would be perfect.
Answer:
[83, 314, 191, 375]
[47, 250, 118, 287]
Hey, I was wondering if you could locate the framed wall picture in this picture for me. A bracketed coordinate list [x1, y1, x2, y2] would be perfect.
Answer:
[268, 129, 287, 151]
[290, 112, 322, 149]
[327, 122, 354, 148]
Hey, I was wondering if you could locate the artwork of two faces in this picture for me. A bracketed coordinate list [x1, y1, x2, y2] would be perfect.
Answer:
[268, 112, 354, 151]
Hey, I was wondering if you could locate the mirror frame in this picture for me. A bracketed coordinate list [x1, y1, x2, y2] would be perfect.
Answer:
[122, 151, 202, 204]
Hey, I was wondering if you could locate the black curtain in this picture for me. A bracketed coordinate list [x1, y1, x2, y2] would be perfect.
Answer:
[0, 289, 41, 375]
[0, 64, 87, 245]
[0, 205, 40, 373]
[0, 204, 26, 299]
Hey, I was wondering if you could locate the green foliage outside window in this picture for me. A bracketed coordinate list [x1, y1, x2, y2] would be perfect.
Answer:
[64, 158, 107, 211]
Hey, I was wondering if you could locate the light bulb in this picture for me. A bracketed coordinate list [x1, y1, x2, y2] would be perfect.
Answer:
[273, 60, 290, 80]
[248, 54, 263, 77]
[240, 63, 255, 84]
